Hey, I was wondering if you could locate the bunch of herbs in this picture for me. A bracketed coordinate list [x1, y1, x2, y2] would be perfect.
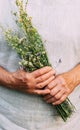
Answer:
[3, 0, 75, 121]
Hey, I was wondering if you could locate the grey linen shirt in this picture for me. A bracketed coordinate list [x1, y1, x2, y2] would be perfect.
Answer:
[0, 0, 80, 130]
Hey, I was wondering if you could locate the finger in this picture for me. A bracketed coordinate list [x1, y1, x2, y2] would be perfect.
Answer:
[53, 89, 65, 100]
[36, 70, 55, 83]
[36, 76, 55, 88]
[34, 89, 50, 95]
[52, 94, 67, 105]
[44, 94, 52, 100]
[46, 90, 65, 103]
[50, 85, 61, 96]
[46, 96, 56, 103]
[47, 79, 57, 89]
[32, 66, 54, 77]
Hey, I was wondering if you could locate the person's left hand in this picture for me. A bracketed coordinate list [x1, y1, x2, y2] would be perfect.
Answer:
[44, 70, 78, 105]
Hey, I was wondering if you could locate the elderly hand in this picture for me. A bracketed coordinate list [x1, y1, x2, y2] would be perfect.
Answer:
[10, 66, 55, 95]
[44, 65, 80, 105]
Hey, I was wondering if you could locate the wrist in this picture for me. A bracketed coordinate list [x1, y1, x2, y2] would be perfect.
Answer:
[6, 72, 15, 88]
[61, 66, 80, 92]
[0, 69, 14, 89]
[69, 64, 80, 86]
[0, 72, 11, 87]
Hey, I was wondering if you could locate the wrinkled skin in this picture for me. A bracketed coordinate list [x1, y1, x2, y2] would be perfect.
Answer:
[44, 64, 80, 105]
[0, 66, 55, 95]
[0, 64, 80, 105]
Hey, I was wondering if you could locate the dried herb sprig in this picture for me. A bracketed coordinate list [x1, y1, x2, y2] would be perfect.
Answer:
[3, 0, 75, 121]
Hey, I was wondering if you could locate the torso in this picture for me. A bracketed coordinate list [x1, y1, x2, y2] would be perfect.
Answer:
[0, 0, 80, 130]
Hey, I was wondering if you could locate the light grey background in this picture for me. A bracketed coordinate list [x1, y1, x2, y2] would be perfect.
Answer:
[0, 0, 80, 130]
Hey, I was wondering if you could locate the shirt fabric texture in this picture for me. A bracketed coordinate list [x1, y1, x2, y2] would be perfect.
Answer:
[0, 0, 80, 130]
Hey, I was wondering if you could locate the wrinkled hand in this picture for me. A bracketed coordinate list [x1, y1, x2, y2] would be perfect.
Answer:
[44, 70, 78, 105]
[10, 66, 55, 95]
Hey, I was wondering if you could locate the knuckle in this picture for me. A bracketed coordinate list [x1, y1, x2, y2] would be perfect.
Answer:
[36, 84, 41, 88]
[48, 82, 55, 89]
[56, 78, 61, 84]
[38, 84, 43, 88]
[51, 88, 58, 95]
[49, 76, 55, 82]
[40, 76, 43, 81]
[50, 90, 54, 96]
[57, 76, 66, 85]
[51, 92, 55, 96]
[33, 70, 41, 77]
[38, 70, 42, 75]
[39, 84, 43, 88]
[32, 71, 37, 76]
[47, 84, 51, 89]
[55, 95, 60, 100]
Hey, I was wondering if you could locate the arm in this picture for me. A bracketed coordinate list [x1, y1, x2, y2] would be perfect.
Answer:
[44, 64, 80, 105]
[0, 66, 12, 87]
[0, 66, 55, 95]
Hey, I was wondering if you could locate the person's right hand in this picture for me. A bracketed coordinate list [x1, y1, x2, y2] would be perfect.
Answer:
[10, 66, 55, 95]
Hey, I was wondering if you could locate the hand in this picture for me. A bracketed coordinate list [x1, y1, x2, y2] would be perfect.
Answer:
[10, 66, 55, 95]
[44, 69, 79, 105]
